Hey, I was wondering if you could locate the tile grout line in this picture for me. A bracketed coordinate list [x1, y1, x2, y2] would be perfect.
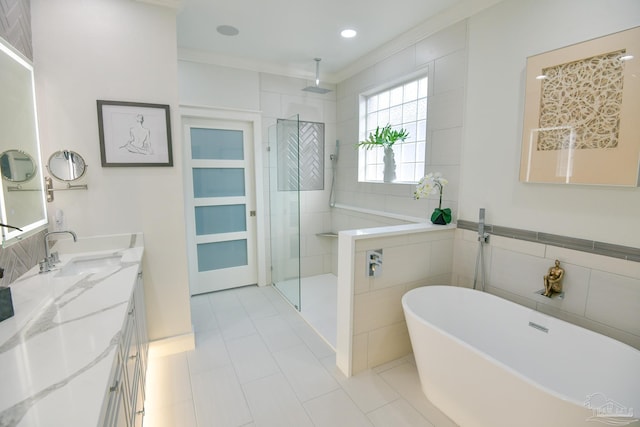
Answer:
[374, 359, 445, 427]
[208, 291, 256, 427]
[183, 286, 454, 427]
[246, 289, 320, 426]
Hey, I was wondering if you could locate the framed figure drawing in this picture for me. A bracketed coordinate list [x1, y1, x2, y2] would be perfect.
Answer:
[97, 100, 173, 167]
[520, 26, 640, 186]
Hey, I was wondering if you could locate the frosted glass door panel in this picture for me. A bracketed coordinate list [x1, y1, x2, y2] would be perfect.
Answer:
[197, 240, 248, 272]
[193, 168, 245, 197]
[195, 205, 246, 235]
[184, 117, 257, 294]
[191, 128, 244, 160]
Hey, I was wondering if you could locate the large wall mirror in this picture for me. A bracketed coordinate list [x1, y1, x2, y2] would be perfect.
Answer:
[0, 37, 47, 245]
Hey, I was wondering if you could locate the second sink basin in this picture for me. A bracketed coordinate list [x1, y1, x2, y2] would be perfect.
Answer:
[56, 254, 122, 277]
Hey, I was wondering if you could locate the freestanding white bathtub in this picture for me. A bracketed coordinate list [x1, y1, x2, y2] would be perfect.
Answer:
[402, 285, 640, 427]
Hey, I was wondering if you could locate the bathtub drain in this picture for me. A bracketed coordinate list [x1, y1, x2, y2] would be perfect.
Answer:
[528, 322, 549, 333]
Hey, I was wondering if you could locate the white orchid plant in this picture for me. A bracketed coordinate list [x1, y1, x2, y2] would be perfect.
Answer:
[414, 172, 451, 224]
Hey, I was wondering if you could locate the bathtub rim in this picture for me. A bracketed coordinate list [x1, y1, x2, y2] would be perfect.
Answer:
[402, 285, 640, 409]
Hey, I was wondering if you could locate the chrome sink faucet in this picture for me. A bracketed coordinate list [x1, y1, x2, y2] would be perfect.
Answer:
[40, 230, 77, 273]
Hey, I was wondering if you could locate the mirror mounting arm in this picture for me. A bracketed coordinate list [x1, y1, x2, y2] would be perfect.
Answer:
[45, 176, 88, 203]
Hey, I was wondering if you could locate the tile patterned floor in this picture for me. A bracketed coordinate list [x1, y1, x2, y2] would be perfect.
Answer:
[143, 285, 457, 427]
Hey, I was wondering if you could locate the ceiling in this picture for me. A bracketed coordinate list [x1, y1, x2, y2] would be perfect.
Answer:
[174, 0, 500, 83]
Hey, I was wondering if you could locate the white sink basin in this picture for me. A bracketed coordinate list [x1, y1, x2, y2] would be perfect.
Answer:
[55, 254, 122, 277]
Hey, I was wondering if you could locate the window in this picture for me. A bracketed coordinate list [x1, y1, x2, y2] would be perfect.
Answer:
[358, 76, 428, 183]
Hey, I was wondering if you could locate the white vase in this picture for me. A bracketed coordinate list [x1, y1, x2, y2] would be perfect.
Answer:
[383, 147, 396, 183]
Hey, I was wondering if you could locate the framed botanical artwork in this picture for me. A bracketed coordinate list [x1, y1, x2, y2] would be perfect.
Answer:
[520, 26, 640, 186]
[97, 100, 173, 167]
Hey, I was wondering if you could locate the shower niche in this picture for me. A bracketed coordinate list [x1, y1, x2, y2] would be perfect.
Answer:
[276, 119, 325, 192]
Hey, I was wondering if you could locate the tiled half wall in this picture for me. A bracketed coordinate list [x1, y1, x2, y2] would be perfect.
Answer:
[336, 225, 455, 377]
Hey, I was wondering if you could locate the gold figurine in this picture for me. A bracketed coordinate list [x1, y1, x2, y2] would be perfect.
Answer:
[543, 259, 564, 297]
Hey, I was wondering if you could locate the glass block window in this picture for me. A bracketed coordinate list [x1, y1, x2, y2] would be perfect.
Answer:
[358, 76, 428, 183]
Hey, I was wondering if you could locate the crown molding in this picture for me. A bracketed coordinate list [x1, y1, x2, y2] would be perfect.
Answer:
[177, 48, 342, 84]
[134, 0, 183, 10]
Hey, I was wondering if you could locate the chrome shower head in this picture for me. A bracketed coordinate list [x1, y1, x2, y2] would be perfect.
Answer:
[302, 58, 332, 94]
[302, 85, 332, 94]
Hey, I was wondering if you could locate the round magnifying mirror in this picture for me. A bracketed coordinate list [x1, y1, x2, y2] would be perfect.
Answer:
[47, 150, 87, 181]
[0, 149, 37, 182]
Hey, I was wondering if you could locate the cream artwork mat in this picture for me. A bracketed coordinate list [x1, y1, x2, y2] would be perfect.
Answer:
[520, 26, 640, 186]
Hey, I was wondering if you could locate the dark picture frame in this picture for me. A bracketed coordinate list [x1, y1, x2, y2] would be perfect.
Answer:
[97, 100, 173, 167]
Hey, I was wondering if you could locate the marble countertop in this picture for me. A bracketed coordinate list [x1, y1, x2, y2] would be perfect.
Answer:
[0, 233, 144, 427]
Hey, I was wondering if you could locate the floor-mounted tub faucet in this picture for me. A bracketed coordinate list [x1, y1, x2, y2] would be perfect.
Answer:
[40, 230, 77, 273]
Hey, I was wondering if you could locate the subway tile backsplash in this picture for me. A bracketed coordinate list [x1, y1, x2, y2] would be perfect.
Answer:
[0, 230, 46, 286]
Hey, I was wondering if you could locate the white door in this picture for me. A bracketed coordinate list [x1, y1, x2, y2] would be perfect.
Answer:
[183, 118, 257, 295]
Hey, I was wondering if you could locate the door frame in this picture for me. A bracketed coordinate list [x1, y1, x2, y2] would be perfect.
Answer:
[180, 105, 267, 291]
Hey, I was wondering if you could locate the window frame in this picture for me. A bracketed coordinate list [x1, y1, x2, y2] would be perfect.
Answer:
[357, 68, 433, 184]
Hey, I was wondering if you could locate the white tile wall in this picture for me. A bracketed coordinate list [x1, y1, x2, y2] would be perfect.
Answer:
[430, 127, 463, 165]
[433, 50, 467, 94]
[375, 46, 418, 83]
[415, 21, 467, 66]
[335, 21, 467, 220]
[586, 270, 640, 336]
[340, 226, 455, 375]
[260, 72, 338, 280]
[428, 89, 465, 130]
[453, 231, 640, 350]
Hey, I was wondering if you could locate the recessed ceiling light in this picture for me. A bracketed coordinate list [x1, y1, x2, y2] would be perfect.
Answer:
[217, 25, 239, 36]
[341, 29, 357, 39]
[620, 54, 634, 61]
[535, 75, 548, 80]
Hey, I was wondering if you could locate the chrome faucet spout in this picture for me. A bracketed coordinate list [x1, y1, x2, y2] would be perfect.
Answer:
[43, 230, 78, 263]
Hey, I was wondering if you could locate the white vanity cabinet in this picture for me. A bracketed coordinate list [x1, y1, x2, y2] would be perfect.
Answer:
[102, 271, 149, 427]
[0, 234, 148, 426]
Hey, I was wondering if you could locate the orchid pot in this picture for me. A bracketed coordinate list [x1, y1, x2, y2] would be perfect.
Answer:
[414, 172, 451, 225]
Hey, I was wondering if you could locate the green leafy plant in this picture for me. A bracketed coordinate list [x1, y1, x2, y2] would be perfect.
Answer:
[356, 124, 409, 150]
